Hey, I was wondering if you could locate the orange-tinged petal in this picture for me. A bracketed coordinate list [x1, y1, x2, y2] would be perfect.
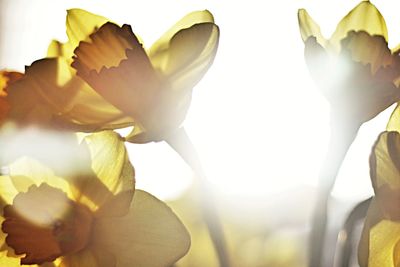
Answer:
[0, 71, 23, 124]
[330, 1, 388, 51]
[93, 190, 190, 267]
[7, 58, 133, 130]
[297, 9, 327, 46]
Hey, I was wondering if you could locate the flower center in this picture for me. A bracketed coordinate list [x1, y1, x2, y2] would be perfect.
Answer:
[1, 183, 93, 265]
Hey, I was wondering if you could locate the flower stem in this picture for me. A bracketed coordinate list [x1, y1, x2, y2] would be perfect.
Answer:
[309, 118, 359, 267]
[333, 197, 371, 267]
[165, 127, 230, 267]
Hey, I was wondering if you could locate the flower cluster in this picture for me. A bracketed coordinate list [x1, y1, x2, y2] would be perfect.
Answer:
[0, 7, 219, 267]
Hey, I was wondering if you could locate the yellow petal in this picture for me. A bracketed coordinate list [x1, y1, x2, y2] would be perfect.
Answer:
[387, 104, 400, 132]
[93, 190, 190, 267]
[370, 131, 400, 220]
[47, 40, 74, 60]
[149, 10, 214, 60]
[0, 158, 74, 204]
[330, 1, 388, 51]
[66, 9, 109, 50]
[59, 249, 97, 267]
[73, 131, 135, 213]
[297, 9, 327, 46]
[153, 23, 219, 92]
[368, 220, 400, 267]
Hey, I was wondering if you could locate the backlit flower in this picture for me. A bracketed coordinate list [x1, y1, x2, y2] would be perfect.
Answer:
[6, 9, 219, 143]
[298, 1, 400, 126]
[0, 130, 190, 266]
[71, 9, 219, 143]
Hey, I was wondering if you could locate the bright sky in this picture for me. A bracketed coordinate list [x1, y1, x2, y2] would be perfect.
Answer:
[1, 0, 400, 203]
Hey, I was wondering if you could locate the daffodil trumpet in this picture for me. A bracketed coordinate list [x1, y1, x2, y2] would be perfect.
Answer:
[165, 127, 231, 267]
[298, 1, 400, 266]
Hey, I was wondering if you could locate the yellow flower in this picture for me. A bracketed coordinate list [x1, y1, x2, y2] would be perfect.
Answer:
[7, 9, 219, 143]
[298, 1, 400, 126]
[0, 130, 190, 266]
[71, 9, 219, 143]
[358, 131, 400, 267]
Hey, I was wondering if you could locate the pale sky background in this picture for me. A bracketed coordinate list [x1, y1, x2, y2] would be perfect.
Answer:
[1, 0, 399, 205]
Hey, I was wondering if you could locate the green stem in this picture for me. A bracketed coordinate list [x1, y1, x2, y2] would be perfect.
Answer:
[165, 127, 231, 267]
[309, 117, 359, 267]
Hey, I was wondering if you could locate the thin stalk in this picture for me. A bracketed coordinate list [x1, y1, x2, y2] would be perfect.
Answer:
[165, 127, 230, 267]
[309, 117, 359, 267]
[334, 197, 372, 267]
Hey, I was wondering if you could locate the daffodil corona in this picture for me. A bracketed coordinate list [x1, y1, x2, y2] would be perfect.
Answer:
[0, 130, 190, 266]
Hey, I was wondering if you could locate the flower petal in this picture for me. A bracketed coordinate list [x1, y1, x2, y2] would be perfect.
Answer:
[369, 131, 400, 220]
[72, 131, 135, 214]
[152, 22, 219, 92]
[297, 9, 326, 46]
[358, 199, 394, 267]
[0, 71, 23, 124]
[93, 190, 190, 267]
[59, 249, 98, 267]
[7, 58, 133, 130]
[66, 9, 109, 50]
[387, 104, 400, 132]
[330, 1, 388, 51]
[149, 10, 214, 60]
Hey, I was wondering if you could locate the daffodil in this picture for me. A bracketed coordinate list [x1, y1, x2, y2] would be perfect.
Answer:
[299, 0, 400, 126]
[7, 9, 219, 143]
[358, 131, 400, 267]
[298, 2, 400, 267]
[0, 130, 190, 266]
[70, 9, 219, 143]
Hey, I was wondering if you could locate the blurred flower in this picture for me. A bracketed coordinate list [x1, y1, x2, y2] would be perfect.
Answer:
[358, 131, 400, 267]
[0, 131, 190, 266]
[298, 1, 400, 126]
[71, 9, 219, 143]
[0, 71, 23, 124]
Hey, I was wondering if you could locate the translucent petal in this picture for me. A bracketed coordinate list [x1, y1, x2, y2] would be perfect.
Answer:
[93, 190, 190, 267]
[369, 131, 400, 220]
[149, 10, 214, 59]
[59, 249, 97, 267]
[387, 104, 400, 132]
[153, 23, 219, 92]
[297, 9, 327, 46]
[73, 131, 134, 213]
[330, 1, 388, 51]
[66, 9, 109, 49]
